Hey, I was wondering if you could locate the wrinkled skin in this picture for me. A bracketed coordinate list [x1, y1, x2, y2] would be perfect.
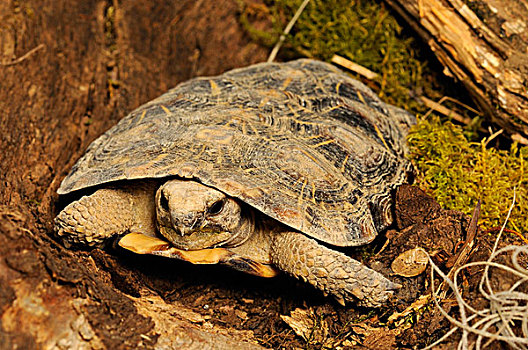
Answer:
[55, 179, 400, 307]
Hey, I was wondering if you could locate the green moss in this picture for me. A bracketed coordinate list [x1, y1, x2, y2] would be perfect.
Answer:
[409, 116, 528, 233]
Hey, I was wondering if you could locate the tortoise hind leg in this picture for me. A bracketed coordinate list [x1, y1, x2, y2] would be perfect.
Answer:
[270, 231, 400, 307]
[55, 182, 158, 247]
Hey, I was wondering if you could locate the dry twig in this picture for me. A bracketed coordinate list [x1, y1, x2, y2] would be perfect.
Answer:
[330, 55, 379, 80]
[421, 96, 475, 126]
[0, 44, 45, 66]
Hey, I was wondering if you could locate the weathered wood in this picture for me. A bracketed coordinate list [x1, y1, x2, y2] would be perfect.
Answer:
[383, 0, 528, 144]
[0, 0, 267, 348]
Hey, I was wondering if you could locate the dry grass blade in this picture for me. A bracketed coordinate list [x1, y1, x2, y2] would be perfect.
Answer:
[267, 0, 310, 62]
[437, 199, 480, 298]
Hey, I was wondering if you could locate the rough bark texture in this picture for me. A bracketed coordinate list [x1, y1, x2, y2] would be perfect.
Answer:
[383, 0, 528, 144]
[0, 0, 267, 348]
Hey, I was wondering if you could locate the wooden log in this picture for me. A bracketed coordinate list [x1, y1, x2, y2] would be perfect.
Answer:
[383, 0, 528, 144]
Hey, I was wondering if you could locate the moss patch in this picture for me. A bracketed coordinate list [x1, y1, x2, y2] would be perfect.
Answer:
[408, 116, 527, 233]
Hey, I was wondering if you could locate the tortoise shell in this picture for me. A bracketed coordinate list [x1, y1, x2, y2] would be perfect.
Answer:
[58, 59, 414, 247]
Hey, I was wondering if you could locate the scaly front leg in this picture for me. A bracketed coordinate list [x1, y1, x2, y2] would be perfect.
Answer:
[55, 182, 158, 247]
[270, 231, 400, 307]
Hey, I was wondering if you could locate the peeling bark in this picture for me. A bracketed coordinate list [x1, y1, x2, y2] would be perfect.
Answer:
[383, 0, 528, 143]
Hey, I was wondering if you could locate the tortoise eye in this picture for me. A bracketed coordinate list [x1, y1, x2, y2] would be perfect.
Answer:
[160, 192, 170, 212]
[208, 200, 225, 215]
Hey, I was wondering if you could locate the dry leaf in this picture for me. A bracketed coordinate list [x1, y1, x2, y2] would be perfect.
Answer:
[280, 308, 328, 344]
[391, 247, 429, 277]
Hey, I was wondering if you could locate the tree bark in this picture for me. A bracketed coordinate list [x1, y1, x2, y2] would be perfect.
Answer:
[383, 0, 528, 144]
[0, 0, 268, 348]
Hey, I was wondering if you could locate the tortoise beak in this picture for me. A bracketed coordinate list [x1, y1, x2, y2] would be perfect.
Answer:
[176, 226, 189, 237]
[118, 232, 279, 277]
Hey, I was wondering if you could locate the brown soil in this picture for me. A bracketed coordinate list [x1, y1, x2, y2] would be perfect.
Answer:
[1, 1, 525, 349]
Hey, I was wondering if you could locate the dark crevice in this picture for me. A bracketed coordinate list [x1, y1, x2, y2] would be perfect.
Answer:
[103, 1, 120, 106]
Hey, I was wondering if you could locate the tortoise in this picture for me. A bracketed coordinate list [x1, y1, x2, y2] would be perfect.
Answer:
[55, 59, 414, 307]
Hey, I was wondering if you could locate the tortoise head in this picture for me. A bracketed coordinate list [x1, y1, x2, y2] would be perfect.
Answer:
[155, 179, 251, 250]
